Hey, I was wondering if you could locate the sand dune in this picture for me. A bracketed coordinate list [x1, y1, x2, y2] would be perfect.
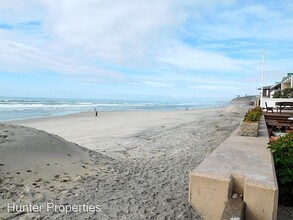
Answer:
[0, 123, 112, 219]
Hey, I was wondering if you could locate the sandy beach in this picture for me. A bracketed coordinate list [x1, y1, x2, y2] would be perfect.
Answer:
[1, 106, 292, 219]
[13, 107, 245, 159]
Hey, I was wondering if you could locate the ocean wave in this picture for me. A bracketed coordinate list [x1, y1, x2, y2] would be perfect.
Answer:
[0, 97, 229, 121]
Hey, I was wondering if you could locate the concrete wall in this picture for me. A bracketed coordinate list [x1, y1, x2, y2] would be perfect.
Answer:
[189, 118, 278, 220]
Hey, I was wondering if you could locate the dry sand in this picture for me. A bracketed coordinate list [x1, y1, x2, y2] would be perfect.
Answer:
[12, 106, 246, 159]
[0, 106, 292, 219]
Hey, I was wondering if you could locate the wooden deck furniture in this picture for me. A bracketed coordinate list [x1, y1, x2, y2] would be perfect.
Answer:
[265, 102, 274, 113]
[275, 101, 293, 113]
[264, 112, 293, 134]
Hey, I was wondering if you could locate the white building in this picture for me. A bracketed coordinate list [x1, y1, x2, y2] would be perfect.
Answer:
[259, 73, 293, 108]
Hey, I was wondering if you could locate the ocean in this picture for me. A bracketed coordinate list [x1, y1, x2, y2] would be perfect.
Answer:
[0, 97, 229, 121]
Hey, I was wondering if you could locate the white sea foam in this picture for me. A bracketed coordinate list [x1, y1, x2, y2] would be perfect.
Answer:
[0, 97, 228, 121]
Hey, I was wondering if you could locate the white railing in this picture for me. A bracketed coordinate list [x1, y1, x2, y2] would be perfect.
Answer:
[261, 97, 293, 108]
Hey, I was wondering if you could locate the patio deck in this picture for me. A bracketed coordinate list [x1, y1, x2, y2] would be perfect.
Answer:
[263, 112, 293, 136]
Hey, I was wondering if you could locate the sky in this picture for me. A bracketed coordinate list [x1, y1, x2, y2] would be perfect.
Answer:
[1, 0, 293, 101]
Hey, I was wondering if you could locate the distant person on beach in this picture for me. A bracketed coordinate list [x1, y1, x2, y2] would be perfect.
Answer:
[94, 108, 98, 117]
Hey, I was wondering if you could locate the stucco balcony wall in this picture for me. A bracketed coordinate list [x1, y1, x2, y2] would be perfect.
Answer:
[189, 117, 278, 220]
[261, 97, 293, 108]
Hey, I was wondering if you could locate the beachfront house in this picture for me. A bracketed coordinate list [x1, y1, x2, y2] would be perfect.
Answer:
[270, 82, 281, 97]
[260, 85, 272, 98]
[281, 73, 293, 89]
[258, 73, 293, 108]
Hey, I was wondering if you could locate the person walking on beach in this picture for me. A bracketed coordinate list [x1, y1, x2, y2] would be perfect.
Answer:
[94, 108, 98, 117]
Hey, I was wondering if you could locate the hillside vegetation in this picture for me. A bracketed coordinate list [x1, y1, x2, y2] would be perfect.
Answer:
[230, 95, 257, 105]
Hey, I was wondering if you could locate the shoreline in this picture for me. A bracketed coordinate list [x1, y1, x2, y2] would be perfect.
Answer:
[10, 105, 225, 122]
[0, 102, 232, 123]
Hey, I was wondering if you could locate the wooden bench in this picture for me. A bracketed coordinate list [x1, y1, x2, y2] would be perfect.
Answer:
[266, 121, 291, 129]
[275, 102, 293, 113]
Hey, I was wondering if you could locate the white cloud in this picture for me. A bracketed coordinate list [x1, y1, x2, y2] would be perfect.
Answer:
[0, 1, 44, 24]
[187, 3, 293, 41]
[156, 43, 247, 71]
[188, 84, 240, 91]
[40, 0, 185, 62]
[130, 80, 175, 88]
[0, 40, 123, 80]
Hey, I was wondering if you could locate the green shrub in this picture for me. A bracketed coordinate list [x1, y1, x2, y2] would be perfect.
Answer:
[243, 106, 262, 122]
[268, 133, 293, 185]
[282, 88, 293, 98]
[273, 88, 293, 98]
[273, 90, 281, 98]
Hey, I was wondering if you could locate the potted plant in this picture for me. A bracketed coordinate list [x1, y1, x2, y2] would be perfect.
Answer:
[240, 107, 262, 137]
[268, 133, 293, 205]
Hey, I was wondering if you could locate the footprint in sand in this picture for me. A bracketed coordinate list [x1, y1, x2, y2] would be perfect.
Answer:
[60, 178, 71, 183]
